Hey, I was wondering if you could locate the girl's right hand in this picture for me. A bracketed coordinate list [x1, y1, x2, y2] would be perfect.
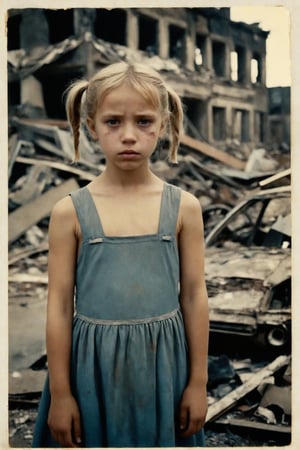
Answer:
[48, 394, 82, 447]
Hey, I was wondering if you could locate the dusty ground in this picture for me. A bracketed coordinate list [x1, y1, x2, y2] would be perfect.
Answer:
[8, 406, 285, 448]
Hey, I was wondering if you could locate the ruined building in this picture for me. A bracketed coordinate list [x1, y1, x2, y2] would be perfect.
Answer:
[8, 8, 270, 158]
[268, 87, 290, 150]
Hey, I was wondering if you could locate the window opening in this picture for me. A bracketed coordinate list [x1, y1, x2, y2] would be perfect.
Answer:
[39, 72, 84, 119]
[236, 46, 246, 83]
[231, 45, 247, 83]
[7, 12, 22, 50]
[255, 111, 265, 143]
[44, 10, 74, 44]
[251, 52, 262, 83]
[8, 81, 21, 110]
[195, 34, 206, 69]
[212, 106, 226, 140]
[169, 24, 185, 60]
[230, 51, 238, 81]
[95, 9, 126, 45]
[138, 15, 158, 54]
[183, 97, 207, 141]
[212, 40, 226, 77]
[233, 109, 250, 142]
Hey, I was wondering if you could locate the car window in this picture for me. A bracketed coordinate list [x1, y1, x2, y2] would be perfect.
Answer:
[209, 199, 265, 247]
[206, 194, 291, 249]
[257, 198, 291, 248]
[260, 198, 291, 228]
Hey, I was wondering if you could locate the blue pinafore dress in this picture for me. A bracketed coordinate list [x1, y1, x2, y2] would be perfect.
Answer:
[32, 182, 205, 447]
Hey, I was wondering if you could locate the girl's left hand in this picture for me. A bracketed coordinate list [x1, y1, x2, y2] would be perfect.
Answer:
[178, 385, 208, 437]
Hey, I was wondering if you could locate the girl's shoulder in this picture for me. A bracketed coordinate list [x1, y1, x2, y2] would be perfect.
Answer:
[179, 188, 203, 214]
[177, 188, 203, 233]
[49, 192, 82, 241]
[50, 192, 78, 223]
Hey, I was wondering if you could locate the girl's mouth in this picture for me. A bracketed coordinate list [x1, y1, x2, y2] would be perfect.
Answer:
[118, 150, 140, 159]
[119, 150, 139, 155]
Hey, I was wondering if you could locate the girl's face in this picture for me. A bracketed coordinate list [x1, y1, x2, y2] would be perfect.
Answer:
[87, 83, 165, 171]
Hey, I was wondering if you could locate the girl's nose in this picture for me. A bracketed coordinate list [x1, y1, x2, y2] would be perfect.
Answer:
[121, 122, 137, 143]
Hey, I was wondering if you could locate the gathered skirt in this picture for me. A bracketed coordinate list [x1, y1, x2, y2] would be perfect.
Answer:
[32, 309, 205, 447]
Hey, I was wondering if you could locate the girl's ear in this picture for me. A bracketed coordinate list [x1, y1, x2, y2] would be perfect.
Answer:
[87, 117, 98, 140]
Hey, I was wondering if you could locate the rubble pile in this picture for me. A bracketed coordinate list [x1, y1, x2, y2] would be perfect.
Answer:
[206, 354, 291, 439]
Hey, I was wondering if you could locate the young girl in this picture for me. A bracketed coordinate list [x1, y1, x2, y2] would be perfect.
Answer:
[32, 62, 209, 448]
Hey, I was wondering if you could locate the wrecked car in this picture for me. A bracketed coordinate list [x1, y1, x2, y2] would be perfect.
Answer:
[204, 185, 291, 352]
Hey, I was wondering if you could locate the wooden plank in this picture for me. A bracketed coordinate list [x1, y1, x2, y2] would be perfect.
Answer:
[35, 138, 66, 158]
[8, 133, 19, 178]
[8, 138, 34, 179]
[180, 134, 246, 170]
[9, 165, 53, 205]
[9, 369, 46, 395]
[8, 241, 48, 265]
[15, 156, 97, 180]
[259, 168, 291, 187]
[205, 355, 290, 423]
[12, 117, 69, 128]
[215, 417, 291, 434]
[35, 138, 103, 172]
[183, 155, 243, 189]
[8, 273, 48, 284]
[8, 178, 79, 243]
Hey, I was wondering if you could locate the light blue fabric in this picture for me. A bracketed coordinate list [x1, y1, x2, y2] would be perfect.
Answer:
[32, 182, 205, 447]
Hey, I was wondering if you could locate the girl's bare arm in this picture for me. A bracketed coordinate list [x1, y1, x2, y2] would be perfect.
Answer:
[177, 191, 209, 437]
[46, 196, 82, 447]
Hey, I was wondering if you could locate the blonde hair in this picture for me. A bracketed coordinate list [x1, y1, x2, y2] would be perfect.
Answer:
[65, 62, 183, 163]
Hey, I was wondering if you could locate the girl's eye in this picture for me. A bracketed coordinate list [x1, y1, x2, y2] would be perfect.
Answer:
[106, 119, 119, 126]
[137, 118, 152, 126]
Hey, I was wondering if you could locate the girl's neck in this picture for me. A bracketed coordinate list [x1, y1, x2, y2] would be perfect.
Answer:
[95, 166, 161, 191]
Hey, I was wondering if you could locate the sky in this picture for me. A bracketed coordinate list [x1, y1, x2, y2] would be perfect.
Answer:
[230, 6, 291, 87]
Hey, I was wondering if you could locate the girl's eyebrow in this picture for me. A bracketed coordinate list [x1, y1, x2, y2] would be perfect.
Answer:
[100, 111, 158, 118]
[101, 111, 156, 120]
[135, 112, 157, 117]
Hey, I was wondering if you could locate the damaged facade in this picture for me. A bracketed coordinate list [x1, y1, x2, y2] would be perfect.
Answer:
[268, 86, 290, 150]
[8, 7, 270, 158]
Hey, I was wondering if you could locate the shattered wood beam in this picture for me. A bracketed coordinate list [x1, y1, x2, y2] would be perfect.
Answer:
[12, 117, 69, 128]
[15, 156, 97, 180]
[8, 138, 34, 179]
[35, 138, 103, 172]
[8, 134, 19, 178]
[183, 154, 243, 189]
[8, 241, 49, 265]
[259, 168, 291, 187]
[35, 138, 66, 158]
[8, 178, 79, 243]
[181, 134, 246, 170]
[8, 273, 48, 284]
[9, 368, 46, 395]
[214, 417, 291, 434]
[205, 355, 291, 423]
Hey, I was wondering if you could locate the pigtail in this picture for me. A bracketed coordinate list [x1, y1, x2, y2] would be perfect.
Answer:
[166, 87, 184, 164]
[65, 80, 89, 161]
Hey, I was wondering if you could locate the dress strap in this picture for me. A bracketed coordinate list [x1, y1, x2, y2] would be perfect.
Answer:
[158, 183, 181, 235]
[69, 187, 104, 239]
